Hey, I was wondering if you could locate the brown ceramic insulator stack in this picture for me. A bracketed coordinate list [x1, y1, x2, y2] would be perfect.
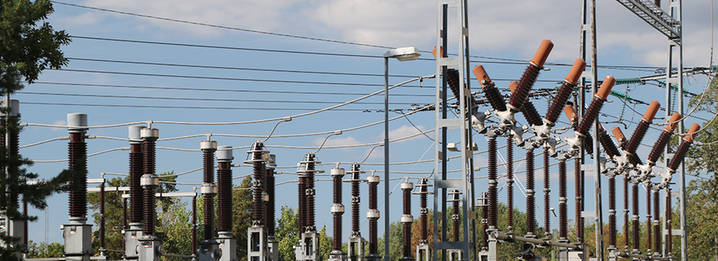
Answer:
[608, 176, 616, 247]
[265, 166, 275, 236]
[481, 192, 489, 250]
[129, 142, 144, 224]
[446, 69, 462, 101]
[484, 86, 507, 112]
[508, 81, 542, 127]
[543, 149, 550, 235]
[192, 195, 197, 254]
[506, 137, 514, 231]
[624, 177, 630, 250]
[668, 139, 692, 172]
[305, 154, 316, 231]
[252, 144, 264, 223]
[508, 40, 553, 112]
[217, 161, 232, 232]
[646, 183, 652, 252]
[575, 159, 583, 241]
[559, 159, 567, 240]
[202, 142, 217, 240]
[472, 65, 506, 112]
[452, 190, 460, 242]
[545, 59, 585, 125]
[330, 167, 344, 252]
[576, 76, 616, 137]
[368, 174, 379, 256]
[488, 137, 497, 229]
[400, 182, 413, 260]
[142, 135, 158, 236]
[419, 179, 428, 243]
[632, 183, 640, 252]
[68, 132, 87, 218]
[298, 176, 306, 230]
[625, 121, 650, 157]
[653, 190, 660, 254]
[647, 131, 673, 164]
[600, 131, 621, 159]
[667, 189, 672, 254]
[526, 149, 535, 236]
[352, 164, 361, 236]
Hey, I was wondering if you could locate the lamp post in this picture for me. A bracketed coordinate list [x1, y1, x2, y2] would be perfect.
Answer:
[382, 47, 420, 261]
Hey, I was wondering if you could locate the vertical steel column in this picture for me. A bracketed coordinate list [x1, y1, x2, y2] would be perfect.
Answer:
[266, 154, 278, 261]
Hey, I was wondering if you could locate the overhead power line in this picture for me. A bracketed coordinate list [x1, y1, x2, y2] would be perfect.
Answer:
[21, 101, 381, 111]
[17, 91, 424, 106]
[31, 81, 434, 97]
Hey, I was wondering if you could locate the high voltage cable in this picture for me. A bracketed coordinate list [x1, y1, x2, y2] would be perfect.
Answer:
[17, 91, 424, 106]
[21, 102, 380, 111]
[69, 36, 660, 72]
[52, 68, 563, 85]
[31, 81, 434, 97]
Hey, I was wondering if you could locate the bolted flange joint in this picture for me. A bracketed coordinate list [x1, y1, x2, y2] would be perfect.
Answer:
[140, 128, 159, 140]
[366, 209, 380, 220]
[200, 183, 217, 196]
[331, 167, 345, 178]
[216, 145, 234, 162]
[140, 174, 159, 188]
[330, 203, 345, 215]
[200, 140, 217, 152]
[400, 214, 413, 224]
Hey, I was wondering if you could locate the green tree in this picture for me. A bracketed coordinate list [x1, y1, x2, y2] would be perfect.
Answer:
[25, 240, 63, 258]
[275, 205, 299, 261]
[0, 0, 71, 259]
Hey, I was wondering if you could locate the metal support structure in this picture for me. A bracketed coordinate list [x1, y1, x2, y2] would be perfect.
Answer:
[432, 0, 475, 260]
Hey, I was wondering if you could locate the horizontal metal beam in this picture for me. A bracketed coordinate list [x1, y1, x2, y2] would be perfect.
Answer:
[615, 0, 681, 40]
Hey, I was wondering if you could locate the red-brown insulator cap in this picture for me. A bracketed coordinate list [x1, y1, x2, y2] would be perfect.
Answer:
[565, 59, 586, 85]
[612, 127, 626, 145]
[642, 101, 660, 122]
[664, 112, 681, 132]
[598, 123, 606, 133]
[530, 40, 554, 67]
[509, 81, 518, 93]
[683, 123, 700, 142]
[596, 76, 616, 99]
[563, 105, 577, 123]
[473, 65, 493, 86]
[432, 46, 438, 59]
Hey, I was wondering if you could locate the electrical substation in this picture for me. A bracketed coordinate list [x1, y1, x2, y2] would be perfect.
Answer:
[2, 0, 716, 261]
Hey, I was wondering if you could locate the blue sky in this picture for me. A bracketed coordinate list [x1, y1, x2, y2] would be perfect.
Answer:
[17, 0, 716, 249]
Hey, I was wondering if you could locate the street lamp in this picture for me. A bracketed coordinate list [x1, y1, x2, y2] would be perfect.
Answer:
[382, 46, 420, 261]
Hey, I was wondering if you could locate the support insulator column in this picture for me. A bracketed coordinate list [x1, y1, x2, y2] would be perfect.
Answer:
[450, 190, 460, 242]
[506, 137, 514, 233]
[524, 144, 536, 237]
[558, 156, 568, 241]
[653, 189, 660, 256]
[367, 174, 380, 261]
[266, 154, 278, 261]
[330, 167, 346, 258]
[487, 132, 498, 230]
[624, 177, 630, 251]
[608, 175, 616, 249]
[217, 146, 233, 233]
[575, 158, 583, 242]
[543, 148, 550, 236]
[297, 153, 321, 233]
[139, 127, 162, 261]
[632, 181, 640, 254]
[667, 188, 673, 256]
[201, 140, 218, 240]
[63, 112, 93, 260]
[479, 192, 489, 251]
[400, 182, 414, 261]
[246, 142, 265, 226]
[129, 126, 145, 224]
[141, 128, 159, 237]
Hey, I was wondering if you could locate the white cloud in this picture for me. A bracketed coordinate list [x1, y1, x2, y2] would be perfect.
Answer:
[313, 135, 362, 148]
